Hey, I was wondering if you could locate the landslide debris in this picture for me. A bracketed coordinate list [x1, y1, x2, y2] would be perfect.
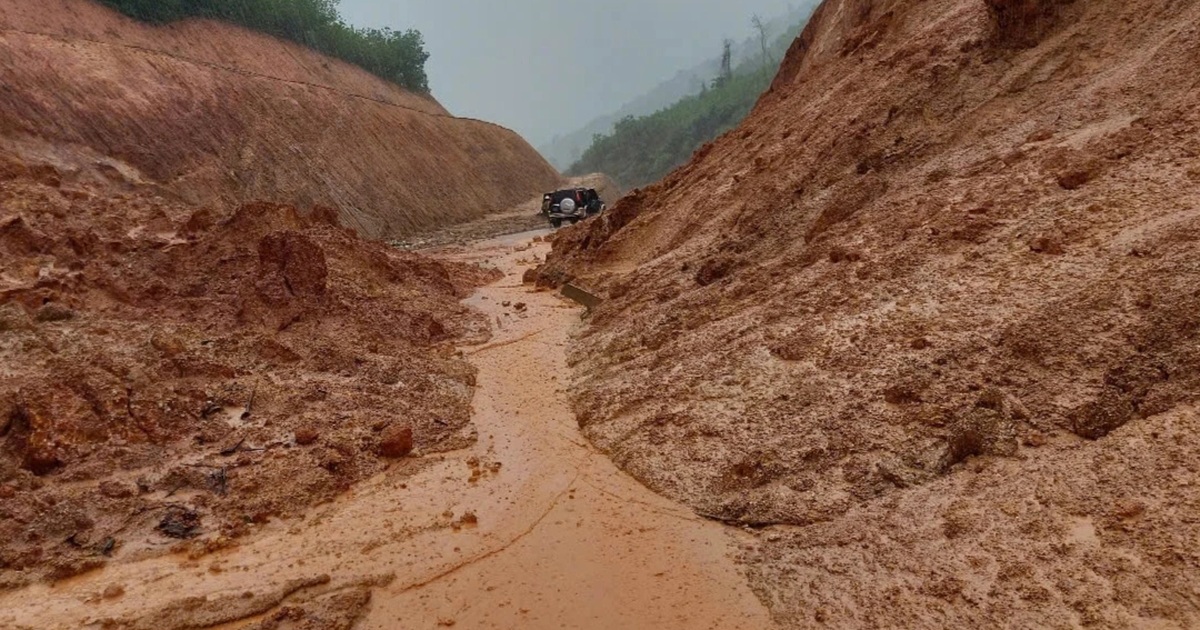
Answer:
[0, 157, 495, 589]
[540, 0, 1200, 626]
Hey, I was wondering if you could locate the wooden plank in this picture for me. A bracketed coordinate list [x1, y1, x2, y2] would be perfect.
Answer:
[561, 283, 603, 310]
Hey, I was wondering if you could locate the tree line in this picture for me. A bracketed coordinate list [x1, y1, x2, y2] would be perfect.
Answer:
[568, 14, 808, 190]
[97, 0, 430, 93]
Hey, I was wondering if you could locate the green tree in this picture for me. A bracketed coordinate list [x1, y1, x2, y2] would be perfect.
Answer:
[98, 0, 430, 93]
[568, 17, 811, 190]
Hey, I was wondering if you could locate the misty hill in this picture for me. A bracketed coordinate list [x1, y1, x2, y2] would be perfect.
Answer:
[566, 3, 819, 190]
[538, 3, 819, 172]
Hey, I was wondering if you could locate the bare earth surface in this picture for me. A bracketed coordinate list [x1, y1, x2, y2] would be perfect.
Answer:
[0, 231, 771, 630]
[537, 0, 1200, 627]
[0, 0, 561, 240]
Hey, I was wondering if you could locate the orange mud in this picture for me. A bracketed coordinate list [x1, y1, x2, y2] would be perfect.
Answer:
[0, 231, 772, 630]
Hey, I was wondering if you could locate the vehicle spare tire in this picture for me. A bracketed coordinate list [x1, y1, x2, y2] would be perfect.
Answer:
[560, 198, 576, 215]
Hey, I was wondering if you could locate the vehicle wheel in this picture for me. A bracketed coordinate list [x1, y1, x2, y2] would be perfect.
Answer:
[550, 218, 562, 228]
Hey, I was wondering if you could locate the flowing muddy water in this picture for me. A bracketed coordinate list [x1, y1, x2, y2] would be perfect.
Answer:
[0, 230, 773, 629]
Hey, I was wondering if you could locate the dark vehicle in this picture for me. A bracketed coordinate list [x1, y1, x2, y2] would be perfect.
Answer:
[541, 188, 605, 227]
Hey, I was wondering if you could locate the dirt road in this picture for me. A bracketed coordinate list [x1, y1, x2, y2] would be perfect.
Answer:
[0, 230, 772, 629]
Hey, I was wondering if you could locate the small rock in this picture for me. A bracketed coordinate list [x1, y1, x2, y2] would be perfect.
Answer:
[1115, 500, 1146, 519]
[1029, 236, 1064, 255]
[377, 424, 414, 458]
[828, 246, 862, 263]
[24, 444, 63, 475]
[1057, 170, 1092, 190]
[150, 333, 187, 357]
[513, 302, 528, 312]
[34, 303, 76, 323]
[0, 484, 15, 499]
[460, 511, 478, 526]
[102, 584, 125, 600]
[157, 507, 202, 539]
[0, 303, 33, 332]
[1022, 432, 1048, 448]
[98, 480, 135, 499]
[294, 427, 320, 446]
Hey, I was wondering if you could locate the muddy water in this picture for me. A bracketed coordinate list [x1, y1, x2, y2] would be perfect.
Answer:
[0, 231, 773, 629]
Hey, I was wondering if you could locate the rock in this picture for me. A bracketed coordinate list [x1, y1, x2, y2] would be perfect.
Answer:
[102, 584, 126, 599]
[157, 507, 201, 539]
[377, 424, 414, 458]
[150, 333, 187, 357]
[522, 268, 537, 284]
[183, 208, 215, 234]
[1056, 169, 1093, 190]
[0, 303, 33, 332]
[1022, 432, 1048, 448]
[694, 254, 742, 286]
[295, 427, 320, 446]
[34, 303, 76, 323]
[23, 443, 63, 476]
[1029, 236, 1065, 255]
[1071, 389, 1135, 440]
[0, 485, 15, 499]
[98, 480, 135, 499]
[985, 0, 1074, 46]
[828, 246, 863, 263]
[258, 231, 328, 300]
[513, 302, 528, 312]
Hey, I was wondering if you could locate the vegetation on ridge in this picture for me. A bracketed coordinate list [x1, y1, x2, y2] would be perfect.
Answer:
[568, 15, 811, 190]
[97, 0, 430, 93]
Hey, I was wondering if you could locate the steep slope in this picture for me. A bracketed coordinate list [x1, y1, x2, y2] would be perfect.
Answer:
[0, 0, 561, 239]
[541, 0, 1200, 626]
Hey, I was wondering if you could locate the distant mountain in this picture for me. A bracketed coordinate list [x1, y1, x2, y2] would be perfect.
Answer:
[537, 4, 818, 171]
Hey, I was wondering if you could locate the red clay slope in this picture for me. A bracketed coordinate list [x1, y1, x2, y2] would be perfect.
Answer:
[541, 0, 1200, 627]
[0, 0, 561, 239]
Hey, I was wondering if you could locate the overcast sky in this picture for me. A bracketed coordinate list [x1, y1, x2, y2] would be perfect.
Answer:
[339, 0, 799, 146]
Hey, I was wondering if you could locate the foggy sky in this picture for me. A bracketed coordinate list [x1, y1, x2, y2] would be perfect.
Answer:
[338, 0, 798, 146]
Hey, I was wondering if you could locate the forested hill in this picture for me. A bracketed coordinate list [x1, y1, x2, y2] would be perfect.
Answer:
[97, 0, 430, 93]
[567, 5, 818, 190]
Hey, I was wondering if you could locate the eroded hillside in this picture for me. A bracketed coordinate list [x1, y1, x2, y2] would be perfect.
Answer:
[540, 0, 1200, 626]
[0, 0, 561, 239]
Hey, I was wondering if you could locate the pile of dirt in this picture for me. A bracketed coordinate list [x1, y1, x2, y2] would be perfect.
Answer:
[540, 0, 1200, 626]
[0, 0, 562, 239]
[0, 156, 496, 588]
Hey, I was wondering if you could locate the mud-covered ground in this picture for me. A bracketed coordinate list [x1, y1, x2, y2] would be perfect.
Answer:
[537, 0, 1200, 627]
[1, 230, 772, 630]
[0, 156, 496, 589]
